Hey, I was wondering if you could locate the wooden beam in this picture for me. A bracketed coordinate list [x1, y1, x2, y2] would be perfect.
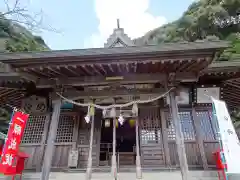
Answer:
[0, 81, 29, 89]
[53, 88, 166, 101]
[0, 72, 19, 77]
[37, 72, 198, 88]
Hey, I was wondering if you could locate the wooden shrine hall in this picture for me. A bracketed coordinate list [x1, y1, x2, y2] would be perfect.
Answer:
[0, 26, 239, 180]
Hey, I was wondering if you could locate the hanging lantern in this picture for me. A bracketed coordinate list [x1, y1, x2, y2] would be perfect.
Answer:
[129, 119, 135, 127]
[132, 103, 138, 116]
[118, 114, 124, 125]
[104, 119, 110, 127]
[84, 115, 90, 123]
[102, 108, 107, 118]
[84, 105, 91, 123]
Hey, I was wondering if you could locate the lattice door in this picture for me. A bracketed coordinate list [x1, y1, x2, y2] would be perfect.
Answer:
[21, 115, 47, 169]
[51, 114, 75, 168]
[22, 115, 47, 144]
[139, 107, 165, 166]
[56, 114, 74, 143]
[166, 111, 196, 141]
[195, 110, 219, 166]
[165, 110, 201, 167]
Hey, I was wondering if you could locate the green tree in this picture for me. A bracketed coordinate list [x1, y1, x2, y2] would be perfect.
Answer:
[135, 0, 240, 61]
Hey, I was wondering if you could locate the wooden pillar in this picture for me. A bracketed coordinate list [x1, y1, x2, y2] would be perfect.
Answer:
[86, 106, 95, 180]
[160, 110, 171, 167]
[111, 108, 117, 179]
[169, 91, 189, 180]
[135, 116, 142, 179]
[95, 111, 101, 167]
[192, 108, 208, 169]
[37, 113, 51, 172]
[40, 99, 61, 180]
[72, 115, 80, 149]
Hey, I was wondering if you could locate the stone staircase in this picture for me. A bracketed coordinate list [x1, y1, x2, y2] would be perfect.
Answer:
[0, 171, 221, 180]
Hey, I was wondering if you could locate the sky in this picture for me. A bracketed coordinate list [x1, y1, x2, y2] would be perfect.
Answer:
[1, 0, 196, 50]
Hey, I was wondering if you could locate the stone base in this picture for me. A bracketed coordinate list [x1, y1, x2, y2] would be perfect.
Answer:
[136, 156, 142, 179]
[111, 155, 117, 178]
[0, 170, 220, 180]
[85, 157, 92, 180]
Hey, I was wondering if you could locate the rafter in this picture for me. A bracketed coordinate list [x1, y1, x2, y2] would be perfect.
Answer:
[46, 66, 64, 76]
[0, 63, 38, 82]
[108, 64, 114, 73]
[90, 64, 102, 75]
[98, 64, 107, 75]
[81, 65, 94, 75]
[126, 63, 129, 72]
[40, 66, 56, 77]
[66, 65, 81, 76]
[224, 81, 240, 89]
[28, 67, 49, 78]
[133, 62, 137, 73]
[117, 64, 121, 73]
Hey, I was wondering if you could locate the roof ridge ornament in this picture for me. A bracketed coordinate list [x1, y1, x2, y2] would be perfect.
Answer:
[104, 19, 134, 48]
[117, 19, 120, 29]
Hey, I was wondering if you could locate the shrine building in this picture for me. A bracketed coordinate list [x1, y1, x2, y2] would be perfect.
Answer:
[0, 25, 239, 180]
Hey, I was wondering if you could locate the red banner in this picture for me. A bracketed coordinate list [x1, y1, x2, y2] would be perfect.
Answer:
[0, 111, 29, 174]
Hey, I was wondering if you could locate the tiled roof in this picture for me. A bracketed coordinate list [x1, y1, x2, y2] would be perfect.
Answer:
[0, 40, 229, 63]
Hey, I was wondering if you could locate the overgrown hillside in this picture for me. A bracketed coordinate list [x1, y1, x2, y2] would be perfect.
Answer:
[135, 0, 240, 61]
[0, 15, 49, 52]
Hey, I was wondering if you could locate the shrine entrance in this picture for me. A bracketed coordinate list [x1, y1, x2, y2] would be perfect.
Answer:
[99, 118, 136, 167]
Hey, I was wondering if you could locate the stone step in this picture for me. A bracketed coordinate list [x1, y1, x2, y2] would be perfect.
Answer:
[0, 171, 222, 180]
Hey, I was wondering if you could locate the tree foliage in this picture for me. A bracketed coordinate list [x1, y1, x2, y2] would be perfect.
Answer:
[0, 15, 49, 52]
[135, 0, 240, 61]
[0, 0, 51, 52]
